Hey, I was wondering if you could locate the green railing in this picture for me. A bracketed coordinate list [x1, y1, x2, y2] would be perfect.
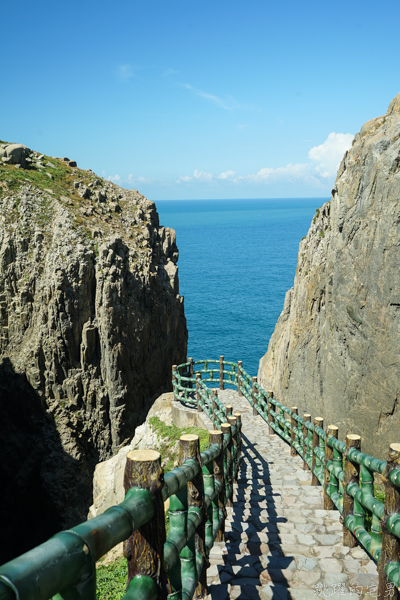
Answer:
[173, 357, 400, 600]
[0, 407, 242, 600]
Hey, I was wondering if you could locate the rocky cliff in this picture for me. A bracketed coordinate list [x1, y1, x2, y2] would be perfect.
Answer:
[258, 92, 400, 459]
[0, 143, 187, 563]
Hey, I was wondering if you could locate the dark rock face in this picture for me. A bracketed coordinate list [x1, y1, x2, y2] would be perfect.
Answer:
[258, 92, 400, 460]
[0, 158, 187, 563]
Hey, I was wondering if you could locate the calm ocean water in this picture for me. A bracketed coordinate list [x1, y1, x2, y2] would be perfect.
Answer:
[156, 199, 326, 377]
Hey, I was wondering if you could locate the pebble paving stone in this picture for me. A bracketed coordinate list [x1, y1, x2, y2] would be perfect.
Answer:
[202, 389, 378, 599]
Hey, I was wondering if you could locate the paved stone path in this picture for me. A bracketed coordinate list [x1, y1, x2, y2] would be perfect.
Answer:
[202, 389, 378, 600]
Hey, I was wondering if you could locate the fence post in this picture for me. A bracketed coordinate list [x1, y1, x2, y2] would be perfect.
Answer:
[172, 365, 177, 400]
[228, 415, 238, 482]
[267, 391, 274, 434]
[188, 357, 194, 389]
[212, 389, 218, 426]
[234, 412, 242, 466]
[124, 449, 168, 598]
[302, 414, 311, 471]
[221, 422, 233, 507]
[324, 425, 338, 510]
[311, 417, 324, 486]
[219, 356, 224, 390]
[237, 361, 243, 396]
[226, 405, 233, 417]
[196, 373, 202, 412]
[342, 434, 361, 547]
[290, 407, 298, 457]
[210, 430, 226, 542]
[378, 443, 400, 600]
[251, 377, 258, 416]
[180, 434, 207, 599]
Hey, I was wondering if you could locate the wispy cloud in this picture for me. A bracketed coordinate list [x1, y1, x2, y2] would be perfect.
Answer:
[181, 83, 241, 110]
[163, 68, 178, 77]
[117, 64, 136, 81]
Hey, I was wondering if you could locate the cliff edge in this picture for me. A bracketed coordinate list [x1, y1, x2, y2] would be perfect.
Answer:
[258, 92, 400, 459]
[0, 145, 187, 562]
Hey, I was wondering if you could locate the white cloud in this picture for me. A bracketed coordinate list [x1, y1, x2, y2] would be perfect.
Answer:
[217, 170, 236, 180]
[193, 169, 213, 181]
[107, 174, 121, 183]
[117, 64, 135, 81]
[308, 132, 354, 178]
[175, 132, 354, 189]
[177, 175, 193, 183]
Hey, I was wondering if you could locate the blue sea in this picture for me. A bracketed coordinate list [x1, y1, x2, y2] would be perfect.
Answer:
[156, 199, 326, 377]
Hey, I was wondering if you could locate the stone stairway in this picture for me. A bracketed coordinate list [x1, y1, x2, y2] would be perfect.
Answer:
[205, 390, 379, 600]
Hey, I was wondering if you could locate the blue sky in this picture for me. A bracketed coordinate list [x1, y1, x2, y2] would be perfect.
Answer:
[2, 0, 399, 200]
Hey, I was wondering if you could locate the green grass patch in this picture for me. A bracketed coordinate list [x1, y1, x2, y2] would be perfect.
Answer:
[149, 416, 209, 471]
[96, 558, 126, 599]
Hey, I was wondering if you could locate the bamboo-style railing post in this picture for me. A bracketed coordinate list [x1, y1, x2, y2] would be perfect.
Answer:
[221, 422, 233, 507]
[219, 356, 224, 390]
[196, 373, 202, 412]
[212, 389, 218, 426]
[251, 376, 258, 416]
[123, 449, 168, 598]
[180, 434, 207, 599]
[302, 414, 311, 471]
[234, 412, 242, 466]
[210, 430, 225, 542]
[312, 417, 324, 486]
[237, 361, 243, 396]
[226, 405, 232, 417]
[172, 364, 177, 400]
[290, 407, 298, 457]
[267, 391, 274, 434]
[228, 415, 238, 482]
[324, 425, 338, 510]
[188, 357, 194, 389]
[342, 434, 361, 547]
[378, 443, 400, 600]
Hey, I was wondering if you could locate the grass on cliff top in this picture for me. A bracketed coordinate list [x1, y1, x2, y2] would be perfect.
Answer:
[95, 418, 210, 599]
[0, 157, 93, 200]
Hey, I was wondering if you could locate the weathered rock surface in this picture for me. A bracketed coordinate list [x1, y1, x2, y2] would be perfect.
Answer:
[0, 147, 187, 563]
[88, 392, 212, 519]
[258, 92, 400, 459]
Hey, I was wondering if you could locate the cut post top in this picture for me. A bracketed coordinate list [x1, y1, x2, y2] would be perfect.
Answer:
[210, 429, 223, 437]
[390, 443, 400, 452]
[127, 449, 161, 462]
[180, 434, 199, 442]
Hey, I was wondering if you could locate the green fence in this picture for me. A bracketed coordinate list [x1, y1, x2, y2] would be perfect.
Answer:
[173, 357, 400, 599]
[0, 404, 242, 600]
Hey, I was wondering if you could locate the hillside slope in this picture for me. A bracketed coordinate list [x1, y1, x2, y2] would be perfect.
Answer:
[258, 93, 400, 459]
[0, 143, 187, 562]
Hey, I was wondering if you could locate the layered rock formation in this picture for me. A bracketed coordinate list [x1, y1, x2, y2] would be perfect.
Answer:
[258, 92, 400, 459]
[0, 145, 187, 563]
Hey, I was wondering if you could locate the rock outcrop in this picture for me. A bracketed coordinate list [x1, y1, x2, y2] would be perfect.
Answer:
[258, 92, 400, 459]
[0, 144, 187, 563]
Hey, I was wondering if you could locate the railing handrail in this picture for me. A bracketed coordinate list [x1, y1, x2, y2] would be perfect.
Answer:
[0, 390, 242, 600]
[173, 357, 400, 599]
